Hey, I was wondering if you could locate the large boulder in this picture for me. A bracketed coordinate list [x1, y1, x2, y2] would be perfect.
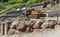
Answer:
[10, 21, 18, 29]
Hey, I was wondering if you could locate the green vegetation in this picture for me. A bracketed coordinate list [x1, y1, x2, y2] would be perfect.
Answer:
[0, 0, 42, 12]
[0, 0, 55, 14]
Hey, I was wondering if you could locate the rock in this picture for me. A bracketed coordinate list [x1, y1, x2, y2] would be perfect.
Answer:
[41, 20, 57, 30]
[57, 22, 60, 25]
[47, 20, 57, 26]
[10, 21, 18, 29]
[14, 30, 20, 34]
[33, 24, 40, 29]
[8, 29, 21, 35]
[38, 22, 43, 29]
[17, 24, 27, 32]
[33, 21, 42, 29]
[30, 21, 36, 25]
[48, 22, 53, 26]
[55, 25, 60, 30]
[48, 20, 57, 29]
[11, 21, 18, 25]
[26, 28, 33, 32]
[41, 22, 49, 30]
[10, 25, 16, 29]
[8, 29, 15, 35]
[33, 29, 42, 33]
[27, 21, 36, 29]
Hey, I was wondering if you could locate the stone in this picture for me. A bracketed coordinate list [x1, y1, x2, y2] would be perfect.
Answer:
[10, 21, 18, 29]
[8, 29, 21, 35]
[33, 29, 42, 33]
[14, 30, 20, 34]
[55, 25, 60, 30]
[8, 29, 15, 35]
[41, 22, 49, 30]
[33, 24, 40, 29]
[33, 21, 42, 29]
[17, 24, 27, 32]
[26, 28, 33, 32]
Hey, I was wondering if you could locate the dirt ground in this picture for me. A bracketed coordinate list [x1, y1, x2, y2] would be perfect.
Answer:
[0, 29, 60, 37]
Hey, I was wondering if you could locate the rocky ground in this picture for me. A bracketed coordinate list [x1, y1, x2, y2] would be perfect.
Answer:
[0, 17, 60, 37]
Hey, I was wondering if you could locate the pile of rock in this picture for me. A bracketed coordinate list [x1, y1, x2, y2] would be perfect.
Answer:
[7, 20, 60, 35]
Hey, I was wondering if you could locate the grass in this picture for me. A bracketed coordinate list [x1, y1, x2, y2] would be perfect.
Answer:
[0, 3, 22, 15]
